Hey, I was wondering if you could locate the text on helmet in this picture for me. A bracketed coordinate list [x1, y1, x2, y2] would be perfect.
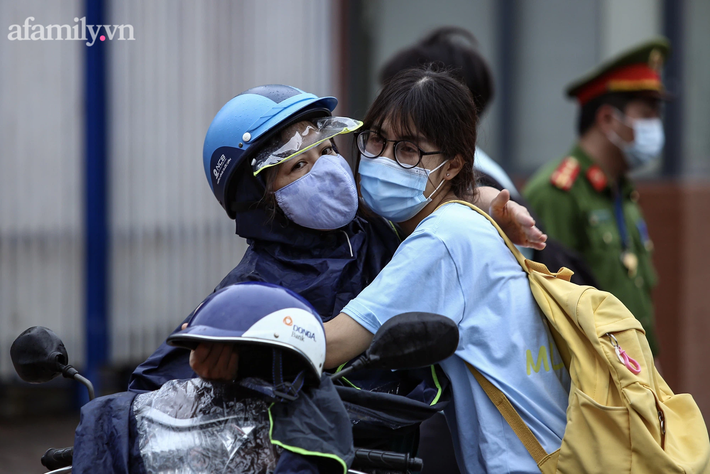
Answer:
[213, 154, 232, 184]
[291, 324, 316, 342]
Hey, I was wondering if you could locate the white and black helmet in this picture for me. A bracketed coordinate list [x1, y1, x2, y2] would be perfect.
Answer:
[168, 282, 326, 387]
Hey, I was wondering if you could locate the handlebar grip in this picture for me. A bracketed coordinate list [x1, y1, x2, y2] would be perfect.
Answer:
[41, 447, 73, 470]
[352, 448, 423, 471]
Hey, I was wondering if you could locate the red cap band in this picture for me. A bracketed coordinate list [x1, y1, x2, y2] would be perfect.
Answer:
[575, 63, 662, 105]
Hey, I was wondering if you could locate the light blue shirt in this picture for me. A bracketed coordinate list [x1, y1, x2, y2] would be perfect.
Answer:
[343, 203, 570, 474]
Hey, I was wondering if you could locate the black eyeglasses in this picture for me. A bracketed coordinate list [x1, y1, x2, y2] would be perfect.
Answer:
[356, 130, 443, 169]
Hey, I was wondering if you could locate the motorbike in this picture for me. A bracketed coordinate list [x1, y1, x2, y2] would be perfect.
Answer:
[11, 312, 459, 474]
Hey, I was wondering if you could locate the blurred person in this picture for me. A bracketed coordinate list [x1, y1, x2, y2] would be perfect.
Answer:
[379, 26, 519, 196]
[524, 37, 670, 357]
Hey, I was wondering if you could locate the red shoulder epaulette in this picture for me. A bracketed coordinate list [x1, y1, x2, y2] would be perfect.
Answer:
[550, 157, 580, 191]
[586, 165, 608, 192]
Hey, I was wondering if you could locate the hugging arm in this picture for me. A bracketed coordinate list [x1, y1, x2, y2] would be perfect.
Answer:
[476, 187, 547, 250]
[323, 314, 374, 369]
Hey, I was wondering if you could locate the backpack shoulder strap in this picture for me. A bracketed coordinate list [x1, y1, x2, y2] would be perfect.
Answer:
[466, 362, 548, 464]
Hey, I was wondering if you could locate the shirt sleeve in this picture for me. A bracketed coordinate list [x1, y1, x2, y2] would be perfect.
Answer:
[342, 227, 465, 334]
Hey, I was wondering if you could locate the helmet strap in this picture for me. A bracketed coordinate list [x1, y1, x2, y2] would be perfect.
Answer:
[271, 348, 306, 402]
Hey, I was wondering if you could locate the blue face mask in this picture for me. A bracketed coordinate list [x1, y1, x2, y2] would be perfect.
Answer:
[274, 154, 358, 230]
[358, 155, 448, 223]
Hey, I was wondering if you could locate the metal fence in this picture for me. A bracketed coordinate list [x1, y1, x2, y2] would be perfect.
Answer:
[0, 0, 85, 379]
[0, 0, 336, 378]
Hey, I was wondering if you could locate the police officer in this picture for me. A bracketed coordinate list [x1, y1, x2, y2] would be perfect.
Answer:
[524, 37, 670, 356]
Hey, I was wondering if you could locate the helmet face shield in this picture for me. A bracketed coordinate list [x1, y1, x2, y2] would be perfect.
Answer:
[251, 116, 362, 176]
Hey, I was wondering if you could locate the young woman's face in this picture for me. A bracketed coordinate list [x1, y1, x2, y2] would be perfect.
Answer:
[270, 121, 339, 191]
[374, 120, 447, 196]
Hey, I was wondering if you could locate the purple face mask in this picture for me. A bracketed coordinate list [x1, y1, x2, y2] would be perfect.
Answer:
[274, 154, 358, 230]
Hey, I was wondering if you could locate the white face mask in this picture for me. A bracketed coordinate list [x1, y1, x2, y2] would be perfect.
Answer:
[608, 110, 665, 169]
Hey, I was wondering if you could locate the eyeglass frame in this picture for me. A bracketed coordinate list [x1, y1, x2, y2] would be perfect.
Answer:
[356, 130, 444, 169]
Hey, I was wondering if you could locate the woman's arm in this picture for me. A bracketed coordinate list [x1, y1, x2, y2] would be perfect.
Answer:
[323, 314, 374, 369]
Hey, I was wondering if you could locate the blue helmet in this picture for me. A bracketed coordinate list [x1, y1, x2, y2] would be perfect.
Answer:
[203, 85, 337, 218]
[168, 282, 326, 386]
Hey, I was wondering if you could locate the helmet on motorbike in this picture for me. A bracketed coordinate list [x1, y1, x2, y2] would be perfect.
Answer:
[203, 85, 338, 219]
[167, 282, 326, 387]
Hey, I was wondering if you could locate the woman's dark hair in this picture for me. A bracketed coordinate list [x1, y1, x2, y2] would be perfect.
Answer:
[379, 26, 494, 117]
[363, 67, 478, 199]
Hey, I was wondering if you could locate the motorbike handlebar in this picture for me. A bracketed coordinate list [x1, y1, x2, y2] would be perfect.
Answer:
[41, 447, 73, 471]
[352, 448, 423, 471]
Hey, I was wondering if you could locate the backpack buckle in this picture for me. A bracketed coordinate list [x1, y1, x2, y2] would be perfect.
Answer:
[607, 334, 625, 364]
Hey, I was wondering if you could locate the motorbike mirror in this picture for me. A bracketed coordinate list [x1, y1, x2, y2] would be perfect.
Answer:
[365, 312, 458, 370]
[11, 326, 69, 383]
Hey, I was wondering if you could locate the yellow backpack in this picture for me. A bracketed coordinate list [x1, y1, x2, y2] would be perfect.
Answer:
[449, 201, 710, 474]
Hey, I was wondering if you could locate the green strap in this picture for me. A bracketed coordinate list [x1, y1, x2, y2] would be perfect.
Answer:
[387, 219, 403, 241]
[430, 365, 443, 405]
[334, 362, 361, 390]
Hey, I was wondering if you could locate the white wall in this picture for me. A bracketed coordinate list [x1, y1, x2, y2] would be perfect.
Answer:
[683, 0, 710, 177]
[513, 0, 600, 173]
[600, 0, 662, 59]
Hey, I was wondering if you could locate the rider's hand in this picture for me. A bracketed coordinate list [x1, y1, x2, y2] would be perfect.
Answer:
[187, 334, 239, 382]
[489, 189, 547, 250]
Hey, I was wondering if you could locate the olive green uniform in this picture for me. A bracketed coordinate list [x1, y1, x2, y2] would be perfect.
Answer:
[524, 145, 659, 355]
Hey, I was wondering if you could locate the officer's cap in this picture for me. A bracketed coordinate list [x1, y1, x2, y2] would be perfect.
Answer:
[566, 36, 670, 106]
